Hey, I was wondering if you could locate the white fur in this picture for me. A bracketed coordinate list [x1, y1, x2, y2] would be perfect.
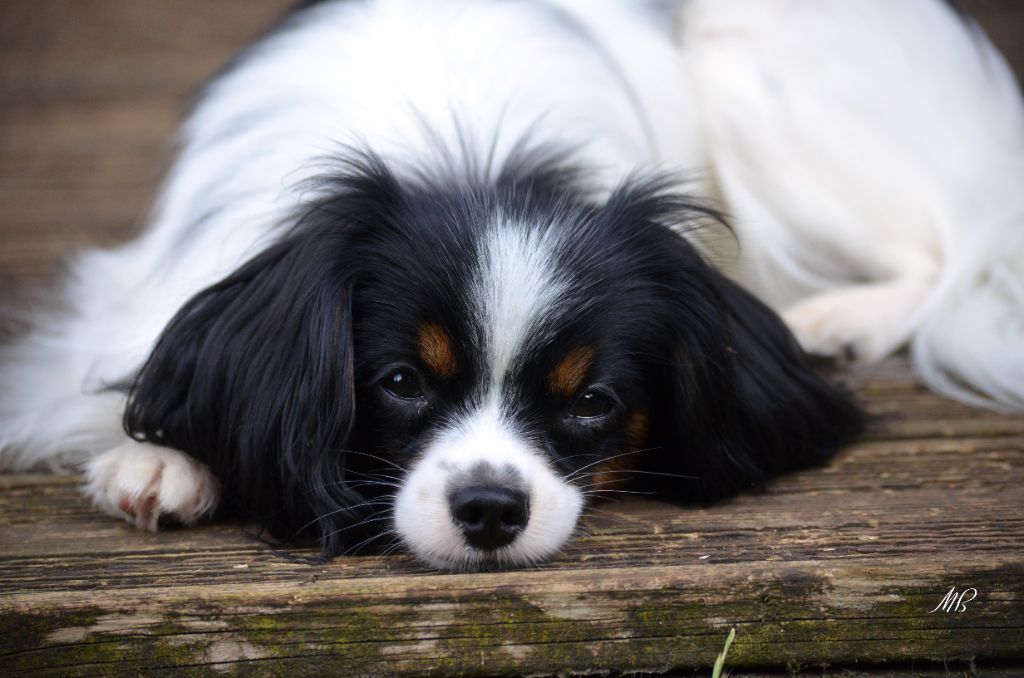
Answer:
[394, 402, 583, 570]
[474, 220, 572, 396]
[0, 0, 693, 474]
[392, 217, 581, 569]
[682, 0, 1024, 411]
[83, 442, 220, 532]
[2, 0, 1023, 553]
[1, 0, 689, 562]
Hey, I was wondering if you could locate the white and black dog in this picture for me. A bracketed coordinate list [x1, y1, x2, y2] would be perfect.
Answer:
[1, 0, 1021, 570]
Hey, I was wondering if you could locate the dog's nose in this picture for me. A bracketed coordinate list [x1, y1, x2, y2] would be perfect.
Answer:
[449, 485, 529, 550]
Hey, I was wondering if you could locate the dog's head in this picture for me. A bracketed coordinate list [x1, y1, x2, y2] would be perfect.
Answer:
[125, 152, 862, 570]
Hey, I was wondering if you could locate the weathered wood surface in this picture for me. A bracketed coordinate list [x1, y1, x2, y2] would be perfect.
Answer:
[2, 2, 1024, 676]
[1, 362, 1022, 675]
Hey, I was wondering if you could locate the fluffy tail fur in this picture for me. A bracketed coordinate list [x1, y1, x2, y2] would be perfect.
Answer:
[683, 0, 1024, 412]
[913, 232, 1024, 412]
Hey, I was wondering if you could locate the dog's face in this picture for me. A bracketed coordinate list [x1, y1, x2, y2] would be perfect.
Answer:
[352, 195, 665, 568]
[125, 154, 861, 570]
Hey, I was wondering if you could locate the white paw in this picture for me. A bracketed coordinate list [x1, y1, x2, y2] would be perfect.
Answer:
[84, 441, 220, 532]
[782, 288, 907, 363]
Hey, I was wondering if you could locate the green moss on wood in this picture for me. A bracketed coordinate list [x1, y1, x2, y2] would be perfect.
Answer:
[4, 565, 1021, 676]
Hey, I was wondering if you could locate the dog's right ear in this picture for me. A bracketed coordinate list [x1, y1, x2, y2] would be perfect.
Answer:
[651, 262, 865, 504]
[124, 153, 403, 554]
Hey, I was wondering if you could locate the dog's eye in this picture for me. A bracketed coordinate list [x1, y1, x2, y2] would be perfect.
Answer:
[380, 369, 425, 400]
[570, 389, 614, 419]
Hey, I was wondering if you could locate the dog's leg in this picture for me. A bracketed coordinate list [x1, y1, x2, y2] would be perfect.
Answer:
[782, 261, 937, 362]
[83, 441, 220, 531]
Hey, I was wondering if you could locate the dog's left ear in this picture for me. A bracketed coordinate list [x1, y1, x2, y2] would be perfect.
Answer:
[124, 153, 405, 554]
[651, 265, 864, 502]
[122, 231, 360, 547]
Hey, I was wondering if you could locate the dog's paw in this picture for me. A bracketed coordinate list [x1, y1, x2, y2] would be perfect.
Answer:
[84, 442, 220, 531]
[782, 286, 912, 363]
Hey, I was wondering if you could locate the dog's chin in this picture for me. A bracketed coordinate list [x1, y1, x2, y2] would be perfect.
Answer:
[396, 524, 584, 573]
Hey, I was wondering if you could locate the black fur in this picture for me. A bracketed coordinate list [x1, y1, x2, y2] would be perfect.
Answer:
[125, 150, 863, 558]
[650, 259, 864, 501]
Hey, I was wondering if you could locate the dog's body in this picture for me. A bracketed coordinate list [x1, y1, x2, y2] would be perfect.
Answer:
[1, 0, 1021, 569]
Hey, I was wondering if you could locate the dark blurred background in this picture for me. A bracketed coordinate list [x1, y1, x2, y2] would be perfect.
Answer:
[0, 1, 1022, 307]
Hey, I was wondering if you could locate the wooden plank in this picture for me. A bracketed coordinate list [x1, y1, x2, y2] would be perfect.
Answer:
[2, 1, 1024, 675]
[0, 0, 294, 300]
[0, 558, 1020, 676]
[1, 364, 1022, 675]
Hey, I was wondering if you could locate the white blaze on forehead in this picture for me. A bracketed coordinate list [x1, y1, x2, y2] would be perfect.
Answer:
[392, 219, 583, 571]
[473, 221, 569, 396]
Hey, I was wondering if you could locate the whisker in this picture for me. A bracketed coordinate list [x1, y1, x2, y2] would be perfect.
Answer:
[302, 479, 365, 496]
[328, 448, 408, 473]
[580, 468, 701, 481]
[379, 541, 408, 558]
[299, 502, 393, 533]
[345, 469, 405, 483]
[556, 452, 605, 464]
[324, 518, 396, 548]
[341, 528, 400, 557]
[570, 524, 594, 540]
[578, 507, 634, 523]
[563, 450, 638, 481]
[343, 480, 401, 491]
[563, 446, 668, 484]
[576, 478, 639, 491]
[582, 488, 655, 496]
[301, 475, 396, 496]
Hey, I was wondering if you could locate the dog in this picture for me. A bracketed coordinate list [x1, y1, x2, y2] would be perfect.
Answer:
[1, 0, 1020, 570]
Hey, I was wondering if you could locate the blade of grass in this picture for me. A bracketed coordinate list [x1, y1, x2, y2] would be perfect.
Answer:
[711, 627, 736, 678]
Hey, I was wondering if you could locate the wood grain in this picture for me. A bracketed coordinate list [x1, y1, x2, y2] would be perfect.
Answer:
[2, 1, 1023, 675]
[1, 361, 1022, 675]
[0, 0, 294, 305]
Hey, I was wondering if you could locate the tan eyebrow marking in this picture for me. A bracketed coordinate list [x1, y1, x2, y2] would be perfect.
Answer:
[417, 321, 458, 380]
[548, 345, 596, 397]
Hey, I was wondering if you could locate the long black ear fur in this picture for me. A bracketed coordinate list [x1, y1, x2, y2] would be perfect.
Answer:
[123, 235, 359, 550]
[652, 266, 864, 503]
[124, 155, 404, 555]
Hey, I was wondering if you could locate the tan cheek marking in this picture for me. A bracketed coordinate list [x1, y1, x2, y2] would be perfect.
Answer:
[626, 410, 649, 450]
[591, 410, 649, 493]
[548, 345, 596, 398]
[417, 322, 457, 380]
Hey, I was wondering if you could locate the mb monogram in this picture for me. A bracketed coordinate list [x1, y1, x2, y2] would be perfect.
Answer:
[929, 586, 977, 613]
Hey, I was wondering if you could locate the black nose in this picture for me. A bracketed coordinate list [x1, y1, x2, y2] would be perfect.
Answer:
[449, 485, 530, 550]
